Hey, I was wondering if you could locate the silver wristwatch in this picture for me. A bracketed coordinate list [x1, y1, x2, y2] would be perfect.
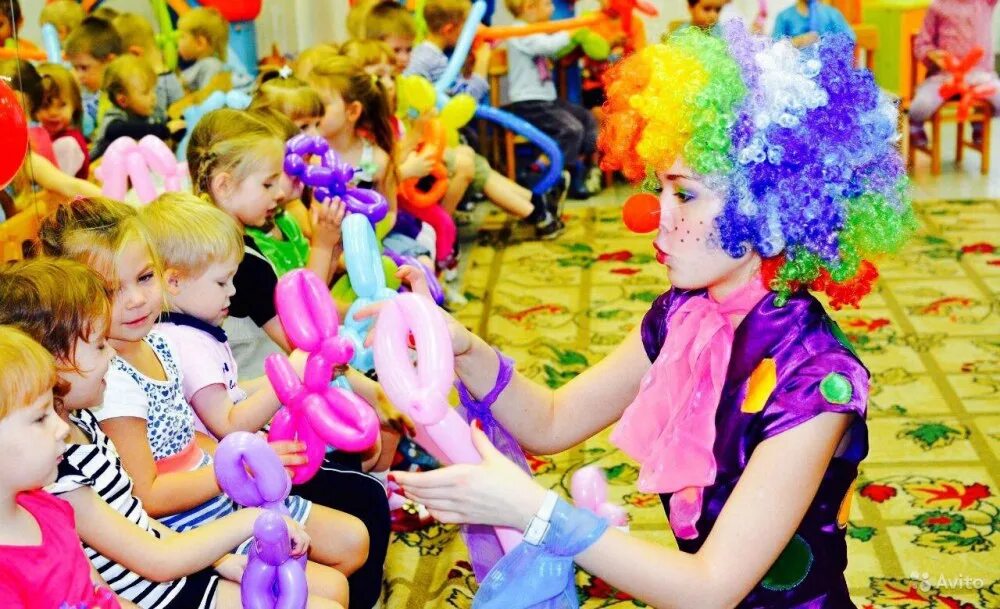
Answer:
[522, 490, 559, 545]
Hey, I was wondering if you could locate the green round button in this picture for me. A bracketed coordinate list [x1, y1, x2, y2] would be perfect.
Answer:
[762, 534, 814, 591]
[820, 372, 853, 405]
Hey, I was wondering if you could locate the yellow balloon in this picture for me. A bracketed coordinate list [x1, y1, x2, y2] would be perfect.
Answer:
[396, 75, 436, 117]
[440, 94, 477, 130]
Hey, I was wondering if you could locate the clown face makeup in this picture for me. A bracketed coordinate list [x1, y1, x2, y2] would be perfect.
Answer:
[654, 161, 758, 298]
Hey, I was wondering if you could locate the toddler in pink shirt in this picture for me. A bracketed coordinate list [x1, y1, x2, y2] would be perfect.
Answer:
[910, 0, 1000, 147]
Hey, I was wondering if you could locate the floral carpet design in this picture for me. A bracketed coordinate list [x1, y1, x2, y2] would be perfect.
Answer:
[382, 198, 1000, 609]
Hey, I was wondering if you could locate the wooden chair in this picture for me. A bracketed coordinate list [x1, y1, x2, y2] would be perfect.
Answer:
[905, 35, 992, 175]
[0, 202, 49, 262]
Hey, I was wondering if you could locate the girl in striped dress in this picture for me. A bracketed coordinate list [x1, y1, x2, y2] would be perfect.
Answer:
[0, 257, 345, 609]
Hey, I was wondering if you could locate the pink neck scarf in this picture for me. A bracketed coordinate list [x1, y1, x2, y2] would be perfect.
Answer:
[611, 276, 770, 539]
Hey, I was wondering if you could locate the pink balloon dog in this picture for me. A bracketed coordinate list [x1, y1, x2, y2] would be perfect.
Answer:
[373, 292, 522, 552]
[571, 466, 629, 530]
[214, 432, 307, 609]
[94, 135, 185, 203]
[266, 269, 380, 484]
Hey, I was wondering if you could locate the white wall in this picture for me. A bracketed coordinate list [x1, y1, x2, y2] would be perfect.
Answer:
[14, 0, 1000, 56]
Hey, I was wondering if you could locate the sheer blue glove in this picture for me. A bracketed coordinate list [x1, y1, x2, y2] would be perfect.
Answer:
[473, 497, 608, 609]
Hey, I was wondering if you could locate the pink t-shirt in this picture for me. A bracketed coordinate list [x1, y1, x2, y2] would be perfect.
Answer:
[0, 490, 119, 608]
[157, 315, 248, 439]
[914, 0, 998, 74]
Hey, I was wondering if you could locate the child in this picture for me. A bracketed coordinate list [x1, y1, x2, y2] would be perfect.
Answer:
[292, 43, 340, 82]
[0, 326, 123, 608]
[187, 108, 344, 361]
[773, 0, 855, 48]
[37, 196, 367, 606]
[65, 15, 123, 138]
[0, 0, 27, 49]
[0, 257, 344, 609]
[39, 0, 85, 44]
[251, 66, 325, 134]
[177, 7, 252, 93]
[142, 193, 301, 439]
[402, 0, 565, 238]
[0, 59, 102, 207]
[503, 0, 601, 200]
[910, 0, 1000, 148]
[349, 0, 417, 72]
[142, 192, 395, 609]
[36, 62, 90, 179]
[113, 13, 185, 117]
[91, 55, 177, 159]
[687, 0, 725, 31]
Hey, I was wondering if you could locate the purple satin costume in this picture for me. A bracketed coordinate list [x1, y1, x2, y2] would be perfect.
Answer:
[641, 288, 869, 609]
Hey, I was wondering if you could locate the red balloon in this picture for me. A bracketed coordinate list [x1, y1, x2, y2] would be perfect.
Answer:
[0, 78, 28, 190]
[622, 192, 660, 233]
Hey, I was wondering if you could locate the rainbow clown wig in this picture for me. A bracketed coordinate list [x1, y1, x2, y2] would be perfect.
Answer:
[599, 23, 916, 308]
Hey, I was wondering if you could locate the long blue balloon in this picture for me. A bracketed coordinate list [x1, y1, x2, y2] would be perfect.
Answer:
[434, 0, 487, 97]
[41, 24, 61, 64]
[432, 0, 562, 195]
[475, 105, 564, 195]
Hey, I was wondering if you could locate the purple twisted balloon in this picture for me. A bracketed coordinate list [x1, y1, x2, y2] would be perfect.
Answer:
[214, 433, 308, 609]
[283, 134, 389, 224]
[382, 247, 445, 306]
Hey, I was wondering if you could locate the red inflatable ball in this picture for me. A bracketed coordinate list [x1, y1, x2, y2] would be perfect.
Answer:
[622, 192, 660, 233]
[0, 78, 28, 190]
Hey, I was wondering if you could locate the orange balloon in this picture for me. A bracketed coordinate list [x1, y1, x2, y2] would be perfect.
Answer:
[622, 193, 660, 233]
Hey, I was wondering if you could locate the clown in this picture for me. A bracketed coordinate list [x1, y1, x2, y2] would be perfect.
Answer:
[384, 23, 914, 609]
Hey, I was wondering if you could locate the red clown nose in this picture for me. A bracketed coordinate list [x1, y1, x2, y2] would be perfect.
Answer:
[622, 193, 660, 233]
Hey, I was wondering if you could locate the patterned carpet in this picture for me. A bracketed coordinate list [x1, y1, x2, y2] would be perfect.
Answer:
[382, 197, 1000, 609]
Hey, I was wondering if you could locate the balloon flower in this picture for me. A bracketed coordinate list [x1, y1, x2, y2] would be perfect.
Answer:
[267, 269, 381, 484]
[398, 119, 449, 209]
[94, 135, 186, 203]
[939, 47, 999, 122]
[373, 292, 523, 552]
[283, 134, 389, 223]
[571, 466, 629, 529]
[0, 77, 28, 190]
[214, 432, 308, 609]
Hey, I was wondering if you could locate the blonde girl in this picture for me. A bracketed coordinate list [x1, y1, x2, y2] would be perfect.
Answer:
[38, 197, 368, 607]
[35, 62, 90, 179]
[0, 257, 344, 609]
[187, 108, 345, 356]
[0, 326, 127, 608]
[251, 67, 325, 135]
